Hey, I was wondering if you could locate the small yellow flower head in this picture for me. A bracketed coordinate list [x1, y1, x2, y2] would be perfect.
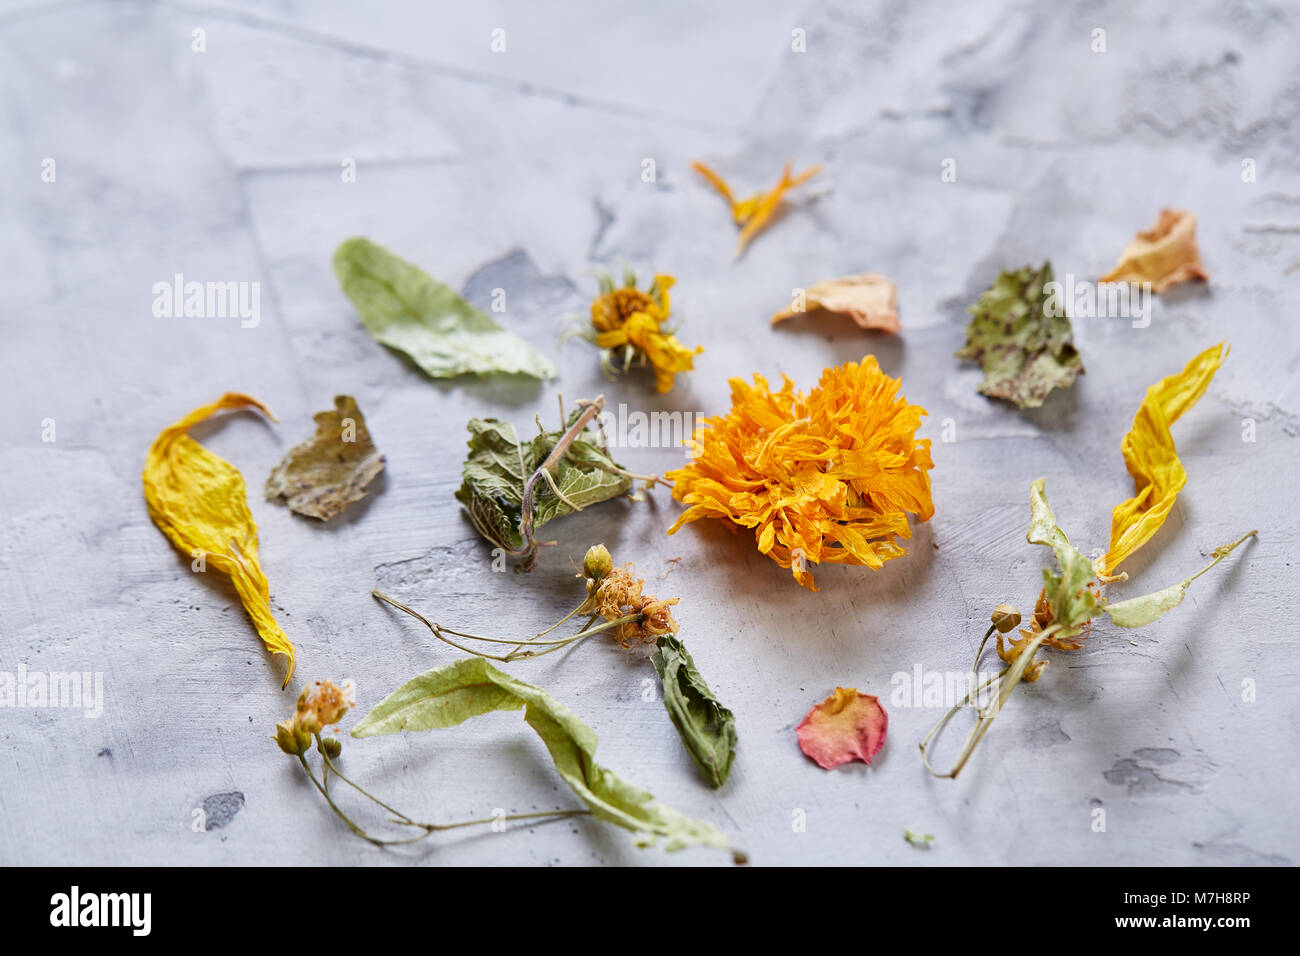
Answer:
[295, 678, 356, 735]
[638, 598, 680, 638]
[588, 564, 680, 648]
[276, 679, 356, 755]
[586, 272, 702, 394]
[583, 544, 613, 583]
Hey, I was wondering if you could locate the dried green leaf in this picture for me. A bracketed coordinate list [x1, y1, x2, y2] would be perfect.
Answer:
[956, 262, 1083, 408]
[454, 409, 632, 558]
[650, 635, 738, 789]
[1027, 479, 1103, 635]
[333, 237, 555, 380]
[351, 657, 731, 854]
[265, 395, 386, 520]
[1104, 530, 1257, 628]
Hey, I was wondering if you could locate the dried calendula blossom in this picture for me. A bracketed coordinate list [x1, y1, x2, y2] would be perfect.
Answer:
[796, 687, 888, 770]
[956, 262, 1083, 409]
[265, 395, 386, 520]
[1101, 341, 1228, 576]
[771, 274, 900, 333]
[666, 356, 934, 591]
[143, 393, 296, 685]
[579, 270, 702, 393]
[1099, 208, 1209, 294]
[692, 160, 821, 256]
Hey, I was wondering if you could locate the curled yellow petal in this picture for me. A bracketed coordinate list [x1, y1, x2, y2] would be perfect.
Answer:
[1101, 343, 1229, 576]
[143, 393, 296, 686]
[1098, 208, 1209, 294]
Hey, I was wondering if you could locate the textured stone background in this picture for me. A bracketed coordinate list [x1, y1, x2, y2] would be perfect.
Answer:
[2, 0, 1298, 866]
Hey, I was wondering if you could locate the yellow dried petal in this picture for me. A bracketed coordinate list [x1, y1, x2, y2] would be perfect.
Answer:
[143, 393, 296, 685]
[1101, 343, 1228, 575]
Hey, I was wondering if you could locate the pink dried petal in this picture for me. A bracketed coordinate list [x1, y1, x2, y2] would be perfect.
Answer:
[796, 687, 888, 769]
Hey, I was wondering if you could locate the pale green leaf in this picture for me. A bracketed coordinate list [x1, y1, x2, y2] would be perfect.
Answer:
[352, 657, 730, 854]
[1027, 479, 1103, 634]
[1104, 530, 1257, 628]
[651, 636, 738, 789]
[334, 237, 555, 380]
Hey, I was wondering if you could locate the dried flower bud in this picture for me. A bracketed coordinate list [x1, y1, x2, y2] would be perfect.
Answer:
[991, 604, 1021, 633]
[319, 737, 343, 759]
[583, 544, 613, 582]
[274, 718, 310, 756]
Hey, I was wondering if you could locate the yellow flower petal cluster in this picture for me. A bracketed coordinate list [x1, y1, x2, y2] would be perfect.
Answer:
[275, 678, 356, 754]
[691, 160, 821, 255]
[666, 357, 934, 590]
[589, 273, 702, 393]
[584, 562, 680, 648]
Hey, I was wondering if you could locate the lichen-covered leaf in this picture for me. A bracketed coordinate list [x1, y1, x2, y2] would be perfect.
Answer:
[796, 687, 888, 770]
[771, 273, 900, 332]
[333, 237, 555, 380]
[265, 395, 386, 520]
[1101, 342, 1228, 575]
[142, 393, 296, 685]
[454, 411, 632, 556]
[650, 635, 738, 788]
[956, 262, 1083, 408]
[351, 657, 730, 853]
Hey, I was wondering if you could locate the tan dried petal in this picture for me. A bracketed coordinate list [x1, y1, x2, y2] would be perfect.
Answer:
[1098, 208, 1208, 294]
[771, 274, 900, 333]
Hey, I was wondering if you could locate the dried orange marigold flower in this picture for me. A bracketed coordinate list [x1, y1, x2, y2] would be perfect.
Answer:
[666, 357, 934, 591]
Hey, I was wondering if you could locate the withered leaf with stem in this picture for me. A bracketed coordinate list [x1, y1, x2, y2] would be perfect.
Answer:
[455, 394, 666, 571]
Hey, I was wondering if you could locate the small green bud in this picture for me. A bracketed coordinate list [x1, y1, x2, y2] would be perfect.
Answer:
[274, 718, 309, 756]
[583, 544, 613, 581]
[319, 737, 342, 760]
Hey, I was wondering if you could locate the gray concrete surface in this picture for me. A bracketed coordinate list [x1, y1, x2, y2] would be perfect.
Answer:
[2, 0, 1298, 866]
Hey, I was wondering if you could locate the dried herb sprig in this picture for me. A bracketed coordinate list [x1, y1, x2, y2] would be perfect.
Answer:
[372, 545, 738, 788]
[921, 344, 1254, 778]
[920, 491, 1255, 779]
[275, 679, 588, 846]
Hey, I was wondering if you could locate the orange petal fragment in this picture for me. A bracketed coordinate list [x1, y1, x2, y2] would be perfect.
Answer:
[796, 687, 888, 769]
[691, 160, 822, 256]
[772, 274, 900, 332]
[1098, 208, 1209, 294]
